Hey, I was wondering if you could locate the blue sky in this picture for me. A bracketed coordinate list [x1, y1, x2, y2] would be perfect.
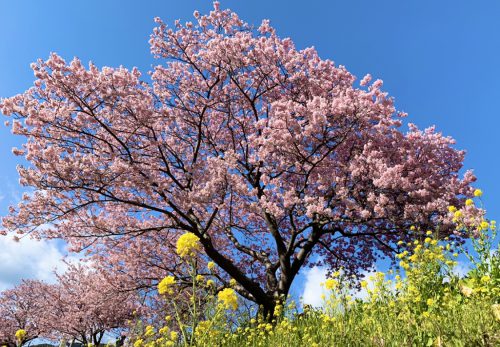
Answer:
[0, 1, 499, 299]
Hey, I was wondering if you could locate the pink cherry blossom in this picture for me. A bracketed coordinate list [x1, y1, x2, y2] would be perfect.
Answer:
[0, 280, 53, 346]
[42, 264, 139, 345]
[0, 2, 477, 317]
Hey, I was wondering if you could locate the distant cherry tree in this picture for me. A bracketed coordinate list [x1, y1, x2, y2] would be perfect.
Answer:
[0, 280, 52, 347]
[42, 264, 138, 346]
[1, 2, 477, 316]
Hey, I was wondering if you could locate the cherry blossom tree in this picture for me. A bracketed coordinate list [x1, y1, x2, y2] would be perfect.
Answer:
[0, 280, 53, 347]
[41, 264, 138, 346]
[0, 2, 477, 317]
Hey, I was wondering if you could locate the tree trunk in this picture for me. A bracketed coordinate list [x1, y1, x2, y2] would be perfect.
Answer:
[259, 290, 288, 323]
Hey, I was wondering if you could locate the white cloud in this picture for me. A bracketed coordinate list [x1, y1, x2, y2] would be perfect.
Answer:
[302, 267, 383, 307]
[302, 266, 329, 307]
[352, 269, 379, 300]
[452, 261, 470, 278]
[0, 233, 79, 291]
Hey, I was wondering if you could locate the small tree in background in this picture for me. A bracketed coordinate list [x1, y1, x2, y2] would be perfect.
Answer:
[0, 2, 479, 317]
[0, 280, 53, 347]
[41, 264, 138, 346]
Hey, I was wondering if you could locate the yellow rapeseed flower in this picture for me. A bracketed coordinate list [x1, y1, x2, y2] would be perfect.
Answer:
[176, 232, 201, 258]
[480, 275, 491, 283]
[15, 329, 26, 342]
[218, 288, 238, 310]
[465, 199, 474, 206]
[448, 206, 457, 213]
[207, 261, 216, 270]
[474, 189, 483, 197]
[144, 325, 155, 337]
[325, 278, 338, 290]
[158, 276, 176, 295]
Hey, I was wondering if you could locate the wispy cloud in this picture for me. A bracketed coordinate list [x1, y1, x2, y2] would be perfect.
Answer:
[0, 232, 80, 291]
